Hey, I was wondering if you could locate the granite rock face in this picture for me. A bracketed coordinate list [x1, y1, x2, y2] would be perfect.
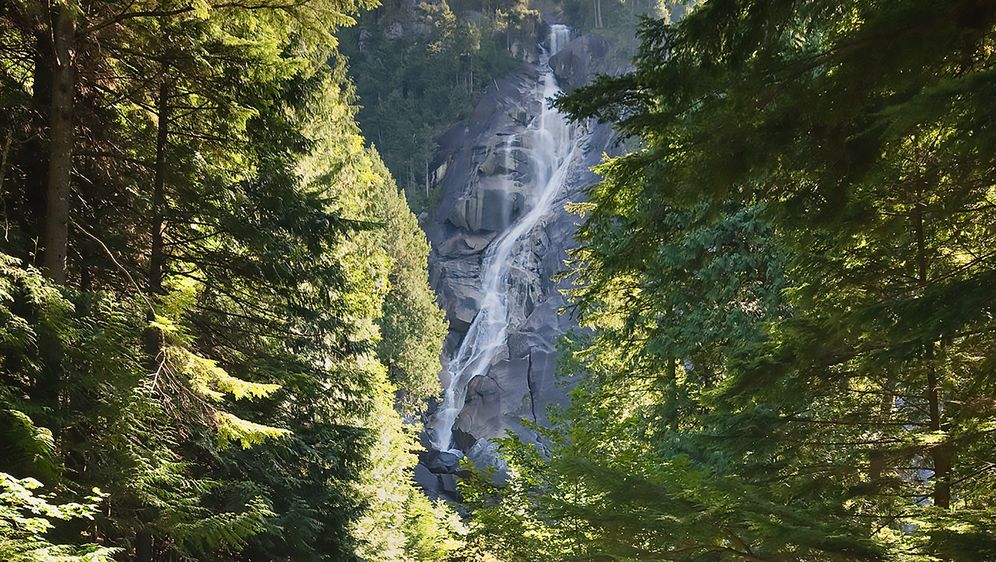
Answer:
[549, 33, 610, 92]
[417, 31, 618, 501]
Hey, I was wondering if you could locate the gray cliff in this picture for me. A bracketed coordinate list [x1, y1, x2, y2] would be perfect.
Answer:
[416, 25, 620, 498]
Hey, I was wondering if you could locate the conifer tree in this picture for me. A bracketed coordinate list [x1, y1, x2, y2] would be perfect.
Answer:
[466, 0, 996, 560]
[1, 0, 452, 559]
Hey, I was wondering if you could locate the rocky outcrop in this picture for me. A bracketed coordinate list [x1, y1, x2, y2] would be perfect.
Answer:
[549, 33, 610, 92]
[417, 31, 619, 501]
[448, 183, 526, 233]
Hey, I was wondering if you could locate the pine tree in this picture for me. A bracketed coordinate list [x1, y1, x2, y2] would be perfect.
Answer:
[2, 0, 452, 559]
[466, 0, 996, 560]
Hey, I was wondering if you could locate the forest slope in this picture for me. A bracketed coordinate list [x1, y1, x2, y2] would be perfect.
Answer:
[0, 0, 459, 559]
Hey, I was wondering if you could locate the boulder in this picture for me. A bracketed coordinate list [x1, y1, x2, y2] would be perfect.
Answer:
[439, 473, 459, 495]
[414, 463, 440, 493]
[425, 449, 464, 474]
[452, 427, 479, 453]
[436, 230, 497, 258]
[455, 353, 530, 439]
[549, 34, 610, 92]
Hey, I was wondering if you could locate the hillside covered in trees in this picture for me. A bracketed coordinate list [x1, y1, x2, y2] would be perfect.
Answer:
[2, 0, 995, 561]
[339, 0, 660, 211]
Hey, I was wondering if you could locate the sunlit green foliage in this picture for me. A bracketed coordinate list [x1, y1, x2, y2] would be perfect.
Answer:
[0, 472, 119, 562]
[353, 368, 465, 562]
[466, 0, 996, 560]
[0, 0, 450, 559]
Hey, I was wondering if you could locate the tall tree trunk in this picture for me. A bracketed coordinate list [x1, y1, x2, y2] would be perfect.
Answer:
[926, 344, 951, 508]
[666, 357, 678, 431]
[0, 128, 11, 228]
[42, 4, 76, 284]
[135, 70, 171, 562]
[135, 529, 155, 562]
[144, 77, 169, 385]
[914, 201, 951, 508]
[136, 78, 172, 562]
[869, 379, 896, 483]
[149, 79, 170, 296]
[29, 3, 75, 423]
[24, 30, 54, 250]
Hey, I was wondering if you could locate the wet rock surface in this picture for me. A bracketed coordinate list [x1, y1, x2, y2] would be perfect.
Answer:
[549, 33, 611, 92]
[416, 29, 620, 502]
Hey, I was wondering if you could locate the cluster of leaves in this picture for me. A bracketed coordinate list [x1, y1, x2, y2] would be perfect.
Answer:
[0, 0, 457, 560]
[0, 471, 118, 561]
[465, 0, 996, 560]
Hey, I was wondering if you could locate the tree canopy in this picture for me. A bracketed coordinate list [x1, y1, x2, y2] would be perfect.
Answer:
[0, 0, 459, 559]
[465, 0, 996, 560]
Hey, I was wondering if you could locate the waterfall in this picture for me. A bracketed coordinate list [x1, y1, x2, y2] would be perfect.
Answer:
[548, 24, 570, 56]
[428, 24, 581, 451]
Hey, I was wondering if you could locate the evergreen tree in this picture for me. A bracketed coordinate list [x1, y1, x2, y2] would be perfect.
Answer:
[466, 0, 996, 560]
[1, 0, 452, 559]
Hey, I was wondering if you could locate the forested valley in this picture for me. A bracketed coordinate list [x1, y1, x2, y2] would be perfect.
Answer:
[1, 0, 994, 561]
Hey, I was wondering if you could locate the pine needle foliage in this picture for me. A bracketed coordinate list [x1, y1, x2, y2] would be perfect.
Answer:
[465, 0, 996, 560]
[0, 0, 451, 557]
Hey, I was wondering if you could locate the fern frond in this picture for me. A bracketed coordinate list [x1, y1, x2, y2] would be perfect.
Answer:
[0, 410, 57, 478]
[173, 496, 273, 553]
[216, 412, 290, 449]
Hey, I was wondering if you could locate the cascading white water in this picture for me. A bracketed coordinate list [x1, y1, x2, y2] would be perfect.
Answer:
[429, 24, 582, 451]
[548, 24, 570, 56]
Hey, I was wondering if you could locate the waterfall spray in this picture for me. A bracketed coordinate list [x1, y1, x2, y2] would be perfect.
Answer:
[428, 24, 582, 451]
